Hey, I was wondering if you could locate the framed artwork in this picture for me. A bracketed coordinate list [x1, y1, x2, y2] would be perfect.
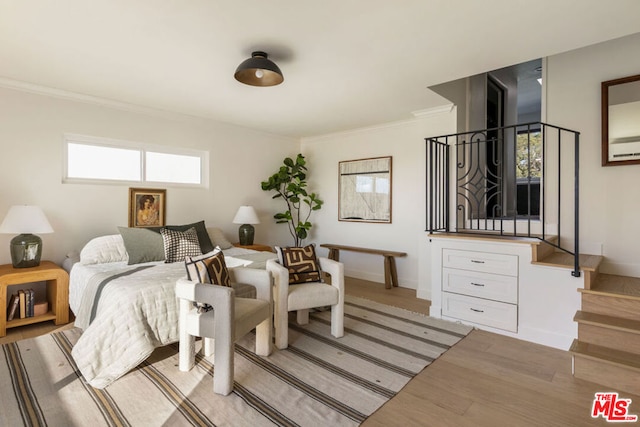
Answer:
[339, 156, 392, 223]
[128, 188, 166, 227]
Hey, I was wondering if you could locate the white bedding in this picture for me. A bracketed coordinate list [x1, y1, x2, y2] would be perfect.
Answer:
[69, 247, 276, 389]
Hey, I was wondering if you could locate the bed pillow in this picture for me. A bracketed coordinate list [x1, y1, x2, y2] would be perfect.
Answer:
[161, 227, 203, 263]
[153, 221, 214, 253]
[118, 227, 166, 265]
[80, 234, 129, 265]
[275, 244, 322, 284]
[206, 227, 234, 249]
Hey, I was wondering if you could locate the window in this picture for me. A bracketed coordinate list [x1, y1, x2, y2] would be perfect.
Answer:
[516, 131, 542, 179]
[64, 134, 208, 187]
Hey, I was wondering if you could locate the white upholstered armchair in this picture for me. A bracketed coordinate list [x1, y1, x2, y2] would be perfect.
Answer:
[266, 256, 344, 350]
[175, 267, 272, 395]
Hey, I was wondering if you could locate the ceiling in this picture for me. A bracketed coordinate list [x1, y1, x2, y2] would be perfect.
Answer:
[1, 1, 639, 138]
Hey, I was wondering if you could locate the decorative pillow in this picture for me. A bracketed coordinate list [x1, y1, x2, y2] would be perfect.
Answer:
[161, 227, 203, 263]
[150, 221, 214, 254]
[80, 234, 129, 265]
[184, 247, 230, 313]
[275, 244, 322, 284]
[185, 247, 231, 287]
[206, 227, 234, 249]
[118, 227, 165, 265]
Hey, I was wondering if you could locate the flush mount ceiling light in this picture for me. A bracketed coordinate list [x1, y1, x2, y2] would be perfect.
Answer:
[234, 51, 284, 87]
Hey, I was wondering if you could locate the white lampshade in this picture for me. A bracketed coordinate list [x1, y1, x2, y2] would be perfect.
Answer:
[0, 205, 54, 234]
[232, 206, 260, 225]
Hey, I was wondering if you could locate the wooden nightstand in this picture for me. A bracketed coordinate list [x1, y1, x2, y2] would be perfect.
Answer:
[0, 261, 69, 337]
[233, 243, 274, 252]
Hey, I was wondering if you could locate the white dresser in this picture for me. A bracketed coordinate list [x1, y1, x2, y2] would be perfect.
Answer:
[441, 248, 518, 332]
[426, 233, 584, 350]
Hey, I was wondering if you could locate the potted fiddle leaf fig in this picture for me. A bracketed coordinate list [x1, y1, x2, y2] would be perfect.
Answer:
[261, 153, 323, 247]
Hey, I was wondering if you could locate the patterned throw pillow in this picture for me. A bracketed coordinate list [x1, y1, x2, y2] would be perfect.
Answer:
[184, 247, 230, 313]
[275, 244, 322, 284]
[160, 227, 202, 263]
[184, 247, 231, 287]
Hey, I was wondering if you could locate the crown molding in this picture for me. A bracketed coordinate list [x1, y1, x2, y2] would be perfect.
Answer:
[411, 104, 455, 117]
[0, 76, 201, 122]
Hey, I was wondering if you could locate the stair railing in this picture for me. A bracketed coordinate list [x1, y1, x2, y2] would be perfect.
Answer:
[426, 122, 580, 277]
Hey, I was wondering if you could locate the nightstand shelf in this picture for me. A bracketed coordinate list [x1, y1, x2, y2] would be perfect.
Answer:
[233, 243, 274, 252]
[0, 261, 69, 337]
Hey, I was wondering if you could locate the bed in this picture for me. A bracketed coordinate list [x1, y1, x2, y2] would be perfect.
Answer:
[67, 224, 277, 389]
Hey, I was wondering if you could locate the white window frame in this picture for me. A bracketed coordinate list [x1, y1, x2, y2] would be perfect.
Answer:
[63, 133, 209, 188]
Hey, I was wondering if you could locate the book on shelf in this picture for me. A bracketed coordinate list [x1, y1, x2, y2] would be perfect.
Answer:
[29, 289, 35, 317]
[25, 289, 31, 318]
[18, 290, 26, 319]
[7, 293, 20, 321]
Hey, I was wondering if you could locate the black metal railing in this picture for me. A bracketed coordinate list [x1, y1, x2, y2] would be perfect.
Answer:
[426, 122, 580, 277]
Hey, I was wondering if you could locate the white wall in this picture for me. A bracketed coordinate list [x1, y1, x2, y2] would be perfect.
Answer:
[301, 108, 457, 290]
[546, 32, 640, 276]
[0, 87, 298, 266]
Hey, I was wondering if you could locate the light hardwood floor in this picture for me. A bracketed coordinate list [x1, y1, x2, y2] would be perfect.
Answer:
[2, 277, 637, 426]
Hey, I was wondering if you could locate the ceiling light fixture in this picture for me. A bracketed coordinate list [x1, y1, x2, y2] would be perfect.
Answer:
[234, 51, 284, 87]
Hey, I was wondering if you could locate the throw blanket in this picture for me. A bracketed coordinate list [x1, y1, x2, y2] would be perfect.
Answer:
[69, 251, 278, 389]
[73, 265, 153, 330]
[71, 262, 183, 389]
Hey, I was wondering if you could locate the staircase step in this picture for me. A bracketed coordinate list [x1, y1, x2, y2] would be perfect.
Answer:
[580, 292, 640, 321]
[574, 311, 640, 353]
[533, 252, 603, 271]
[530, 238, 557, 263]
[570, 339, 640, 371]
[584, 273, 640, 299]
[570, 339, 640, 395]
[574, 310, 640, 334]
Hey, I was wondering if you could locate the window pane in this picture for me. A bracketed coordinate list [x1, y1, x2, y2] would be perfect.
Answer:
[516, 132, 542, 178]
[145, 151, 201, 184]
[67, 143, 140, 181]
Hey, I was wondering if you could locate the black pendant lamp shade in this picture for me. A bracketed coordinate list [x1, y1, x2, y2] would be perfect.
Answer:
[234, 51, 284, 87]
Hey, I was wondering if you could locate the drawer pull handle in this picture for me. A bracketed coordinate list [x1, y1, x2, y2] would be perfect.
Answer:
[470, 308, 484, 313]
[470, 282, 485, 287]
[470, 260, 485, 264]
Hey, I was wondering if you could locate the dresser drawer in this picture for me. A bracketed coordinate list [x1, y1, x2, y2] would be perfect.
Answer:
[442, 292, 517, 332]
[442, 249, 518, 276]
[443, 268, 518, 304]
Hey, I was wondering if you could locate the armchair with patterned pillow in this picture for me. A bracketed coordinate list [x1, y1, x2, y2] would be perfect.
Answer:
[175, 248, 272, 395]
[266, 244, 344, 350]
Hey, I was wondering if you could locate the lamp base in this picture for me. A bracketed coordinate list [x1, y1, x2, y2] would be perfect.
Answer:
[238, 224, 255, 246]
[10, 233, 42, 268]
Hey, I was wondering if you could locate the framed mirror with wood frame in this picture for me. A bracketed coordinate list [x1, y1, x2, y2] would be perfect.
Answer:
[602, 73, 640, 166]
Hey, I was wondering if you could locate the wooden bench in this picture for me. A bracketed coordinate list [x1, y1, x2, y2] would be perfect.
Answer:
[319, 244, 406, 289]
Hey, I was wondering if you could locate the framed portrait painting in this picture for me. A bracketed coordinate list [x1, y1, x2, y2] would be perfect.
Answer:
[128, 188, 166, 227]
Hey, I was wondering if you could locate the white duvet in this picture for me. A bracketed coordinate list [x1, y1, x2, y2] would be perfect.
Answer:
[69, 248, 276, 389]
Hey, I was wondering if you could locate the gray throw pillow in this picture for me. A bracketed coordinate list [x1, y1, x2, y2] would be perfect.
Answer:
[118, 227, 166, 265]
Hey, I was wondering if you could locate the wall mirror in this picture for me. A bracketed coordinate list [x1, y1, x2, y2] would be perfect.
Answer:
[339, 156, 392, 223]
[602, 73, 640, 166]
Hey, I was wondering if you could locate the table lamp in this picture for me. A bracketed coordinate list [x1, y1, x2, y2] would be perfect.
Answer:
[0, 205, 54, 268]
[232, 206, 260, 245]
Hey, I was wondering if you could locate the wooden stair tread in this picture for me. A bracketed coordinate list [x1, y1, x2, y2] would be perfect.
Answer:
[574, 310, 640, 334]
[570, 339, 640, 372]
[533, 252, 602, 271]
[580, 273, 640, 300]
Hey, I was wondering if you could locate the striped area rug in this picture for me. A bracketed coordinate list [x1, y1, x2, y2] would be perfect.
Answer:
[0, 295, 472, 427]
